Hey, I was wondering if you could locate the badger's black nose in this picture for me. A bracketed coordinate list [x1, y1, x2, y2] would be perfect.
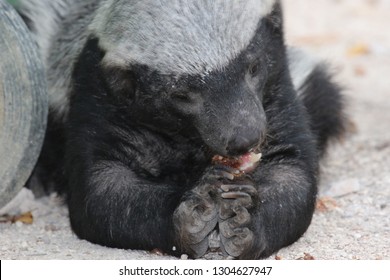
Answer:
[226, 131, 262, 156]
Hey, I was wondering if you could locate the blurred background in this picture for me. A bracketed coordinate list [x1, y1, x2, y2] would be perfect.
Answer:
[281, 0, 390, 259]
[285, 0, 390, 126]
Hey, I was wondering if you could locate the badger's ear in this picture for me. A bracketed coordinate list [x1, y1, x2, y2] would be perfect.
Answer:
[265, 2, 283, 33]
[102, 66, 136, 101]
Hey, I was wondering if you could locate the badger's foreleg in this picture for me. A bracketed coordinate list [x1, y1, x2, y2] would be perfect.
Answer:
[215, 84, 319, 259]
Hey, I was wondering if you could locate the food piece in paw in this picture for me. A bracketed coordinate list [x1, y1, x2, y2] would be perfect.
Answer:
[211, 156, 241, 170]
[212, 152, 262, 174]
[237, 152, 262, 172]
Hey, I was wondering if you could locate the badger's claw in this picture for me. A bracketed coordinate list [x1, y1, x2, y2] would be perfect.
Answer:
[173, 166, 236, 258]
[207, 165, 239, 181]
[218, 182, 258, 258]
[218, 184, 257, 220]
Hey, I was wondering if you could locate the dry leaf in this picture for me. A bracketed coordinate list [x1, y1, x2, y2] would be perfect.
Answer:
[150, 248, 165, 256]
[291, 34, 339, 47]
[347, 43, 370, 57]
[0, 211, 33, 224]
[297, 253, 315, 260]
[354, 65, 366, 76]
[15, 212, 34, 224]
[303, 253, 315, 260]
[346, 119, 358, 135]
[316, 197, 338, 212]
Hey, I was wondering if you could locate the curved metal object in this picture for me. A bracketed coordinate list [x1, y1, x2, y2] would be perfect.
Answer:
[0, 0, 48, 208]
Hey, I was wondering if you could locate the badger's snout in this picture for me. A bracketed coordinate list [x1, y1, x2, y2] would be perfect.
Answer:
[191, 89, 267, 156]
[226, 126, 264, 156]
[196, 101, 267, 157]
[221, 94, 267, 156]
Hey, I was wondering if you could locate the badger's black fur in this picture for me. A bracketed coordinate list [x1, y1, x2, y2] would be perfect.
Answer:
[17, 0, 345, 259]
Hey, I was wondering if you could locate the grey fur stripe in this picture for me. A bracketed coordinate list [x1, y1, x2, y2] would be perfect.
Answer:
[17, 0, 276, 118]
[287, 47, 319, 93]
[90, 0, 276, 75]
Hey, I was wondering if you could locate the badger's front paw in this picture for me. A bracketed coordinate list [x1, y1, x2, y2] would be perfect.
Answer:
[218, 183, 258, 258]
[173, 166, 236, 258]
[173, 189, 217, 258]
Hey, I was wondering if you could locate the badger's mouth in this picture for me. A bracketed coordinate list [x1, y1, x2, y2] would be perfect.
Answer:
[212, 151, 262, 174]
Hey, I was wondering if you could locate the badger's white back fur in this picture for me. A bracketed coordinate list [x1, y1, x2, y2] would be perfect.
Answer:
[91, 0, 276, 76]
[287, 47, 319, 92]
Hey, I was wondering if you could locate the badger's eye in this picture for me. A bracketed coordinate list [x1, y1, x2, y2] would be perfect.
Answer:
[171, 92, 191, 103]
[249, 62, 260, 76]
[103, 67, 137, 101]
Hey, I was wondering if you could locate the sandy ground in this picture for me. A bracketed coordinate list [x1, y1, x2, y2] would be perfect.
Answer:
[1, 0, 389, 260]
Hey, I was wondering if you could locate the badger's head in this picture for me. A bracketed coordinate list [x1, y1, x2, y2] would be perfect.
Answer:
[88, 0, 285, 157]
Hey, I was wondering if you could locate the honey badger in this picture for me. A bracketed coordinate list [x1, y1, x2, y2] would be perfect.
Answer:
[16, 0, 345, 259]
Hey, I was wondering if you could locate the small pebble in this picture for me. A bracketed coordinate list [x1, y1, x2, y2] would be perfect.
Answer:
[15, 221, 23, 228]
[353, 233, 362, 239]
[21, 241, 29, 250]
